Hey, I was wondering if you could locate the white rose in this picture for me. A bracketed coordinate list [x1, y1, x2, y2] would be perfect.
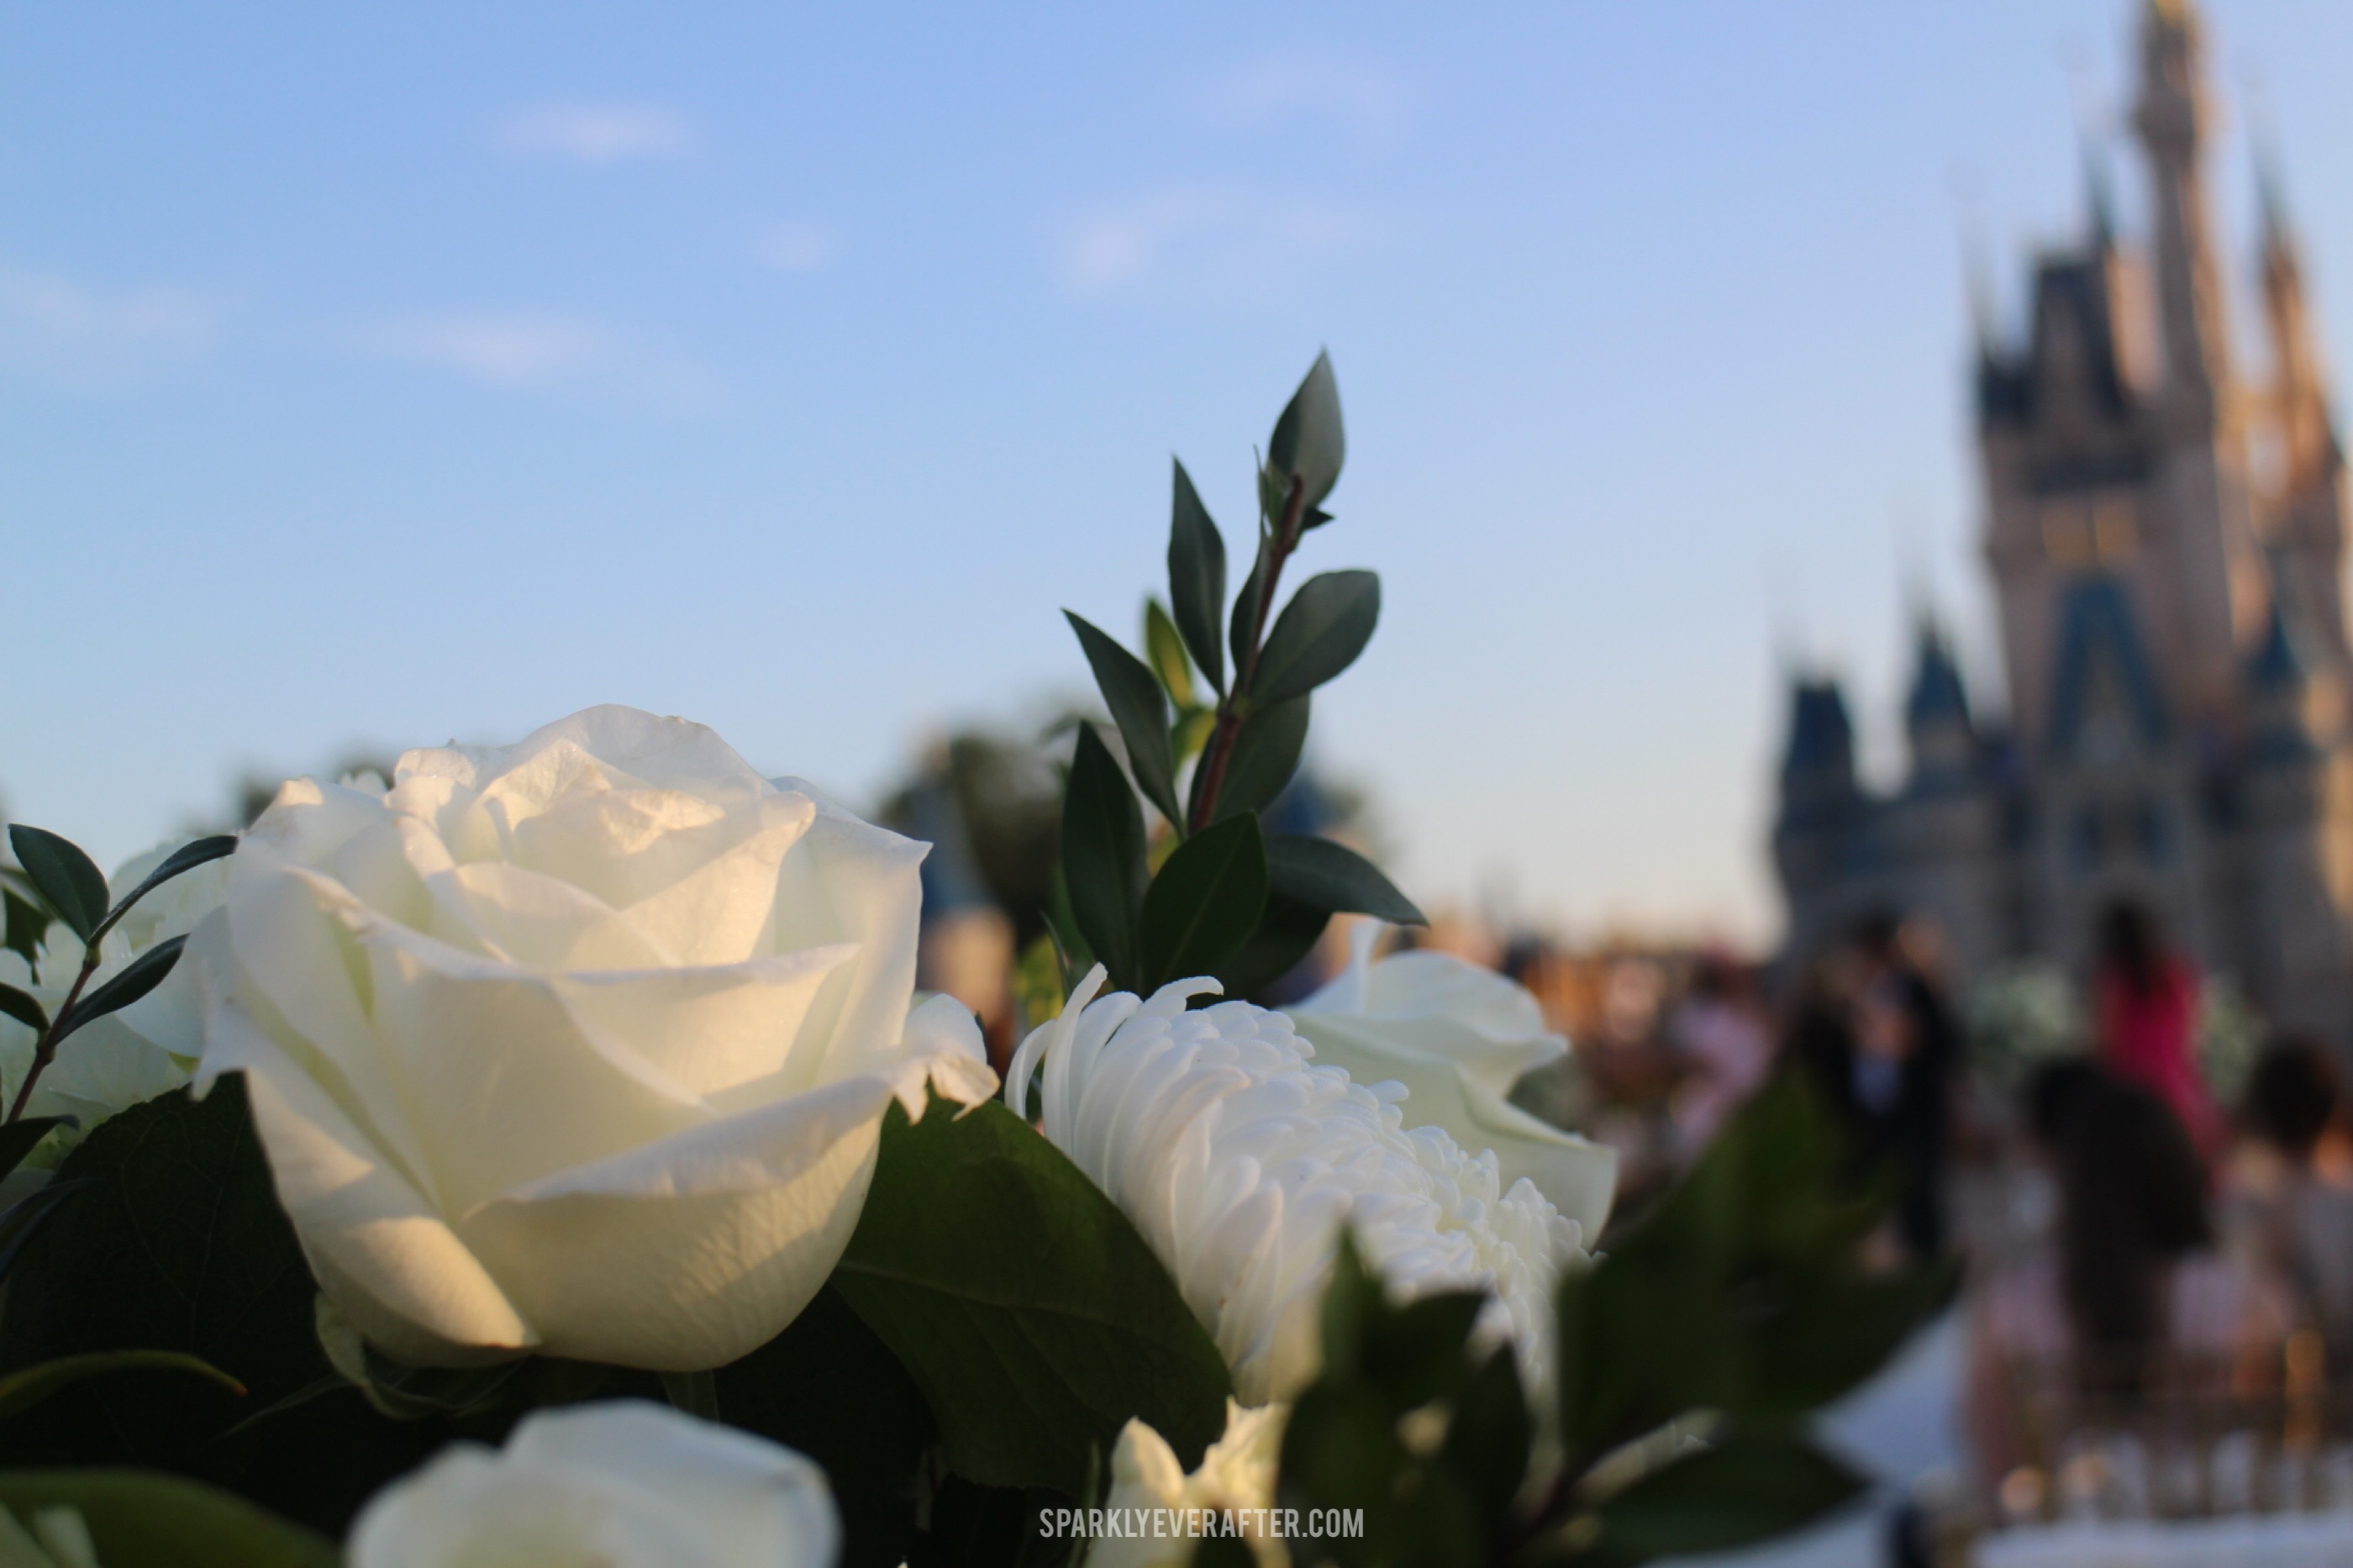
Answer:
[349, 1400, 838, 1568]
[1006, 969, 1585, 1407]
[1288, 934, 1616, 1240]
[190, 705, 996, 1371]
[1094, 1401, 1288, 1568]
[0, 841, 230, 1135]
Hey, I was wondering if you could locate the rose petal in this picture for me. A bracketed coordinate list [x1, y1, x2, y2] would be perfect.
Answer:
[203, 995, 538, 1366]
[349, 1402, 838, 1568]
[457, 1072, 903, 1369]
[355, 922, 710, 1213]
[766, 784, 928, 1083]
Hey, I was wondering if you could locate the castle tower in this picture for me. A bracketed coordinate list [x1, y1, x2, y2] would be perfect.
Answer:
[1772, 677, 1866, 966]
[1888, 621, 2011, 972]
[1977, 186, 2147, 748]
[2124, 0, 2266, 723]
[1904, 618, 1976, 783]
[2135, 0, 2232, 409]
[2258, 168, 2352, 661]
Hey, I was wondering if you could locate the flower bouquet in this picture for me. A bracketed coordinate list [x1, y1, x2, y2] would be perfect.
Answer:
[0, 358, 1951, 1566]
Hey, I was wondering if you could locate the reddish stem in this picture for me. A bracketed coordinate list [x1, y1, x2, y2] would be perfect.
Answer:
[8, 944, 103, 1123]
[1189, 476, 1308, 831]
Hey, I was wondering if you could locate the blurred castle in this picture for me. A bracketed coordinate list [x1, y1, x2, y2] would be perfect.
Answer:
[1776, 0, 2353, 1040]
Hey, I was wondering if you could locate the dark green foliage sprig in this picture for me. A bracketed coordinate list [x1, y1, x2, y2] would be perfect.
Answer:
[1276, 1239, 1532, 1564]
[1055, 354, 1425, 999]
[1, 824, 236, 1123]
[1265, 1073, 1958, 1568]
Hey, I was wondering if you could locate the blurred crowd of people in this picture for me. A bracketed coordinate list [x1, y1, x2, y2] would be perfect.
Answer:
[1511, 897, 2353, 1535]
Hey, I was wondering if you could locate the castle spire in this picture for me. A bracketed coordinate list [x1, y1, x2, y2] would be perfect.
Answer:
[2258, 148, 2329, 467]
[2133, 0, 2233, 412]
[2083, 136, 2118, 253]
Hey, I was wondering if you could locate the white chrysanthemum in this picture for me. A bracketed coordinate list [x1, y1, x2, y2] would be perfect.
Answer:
[1093, 1400, 1288, 1568]
[1006, 967, 1586, 1407]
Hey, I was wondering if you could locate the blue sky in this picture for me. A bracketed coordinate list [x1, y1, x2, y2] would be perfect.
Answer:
[8, 1, 2353, 942]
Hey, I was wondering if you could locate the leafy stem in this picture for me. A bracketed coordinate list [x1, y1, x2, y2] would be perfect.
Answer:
[7, 946, 103, 1125]
[1, 830, 231, 1125]
[1189, 472, 1308, 832]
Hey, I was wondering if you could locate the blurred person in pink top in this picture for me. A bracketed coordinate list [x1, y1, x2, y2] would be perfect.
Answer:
[2093, 900, 2222, 1156]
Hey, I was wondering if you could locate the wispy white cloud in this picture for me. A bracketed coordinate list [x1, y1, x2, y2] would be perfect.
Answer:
[759, 222, 842, 273]
[0, 262, 218, 386]
[366, 314, 612, 386]
[1195, 55, 1410, 140]
[1061, 184, 1364, 298]
[497, 104, 693, 164]
[358, 312, 716, 408]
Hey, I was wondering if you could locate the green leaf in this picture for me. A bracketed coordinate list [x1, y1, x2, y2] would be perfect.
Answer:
[1275, 1237, 1502, 1566]
[1061, 725, 1148, 994]
[0, 1117, 72, 1183]
[105, 836, 236, 934]
[0, 1350, 245, 1418]
[331, 1337, 532, 1424]
[1138, 813, 1268, 992]
[50, 936, 186, 1048]
[1229, 538, 1268, 687]
[1167, 460, 1228, 696]
[1065, 612, 1183, 830]
[1266, 835, 1424, 925]
[1266, 350, 1345, 512]
[1576, 1429, 1866, 1563]
[1441, 1344, 1532, 1527]
[1013, 934, 1067, 1038]
[1145, 599, 1197, 708]
[1276, 1379, 1405, 1566]
[3, 891, 50, 971]
[0, 1079, 444, 1534]
[1555, 1073, 1949, 1466]
[1361, 1291, 1485, 1410]
[8, 829, 107, 946]
[717, 1285, 935, 1568]
[1316, 1230, 1383, 1376]
[1213, 891, 1330, 1001]
[0, 1181, 92, 1284]
[1045, 865, 1096, 992]
[0, 1471, 339, 1568]
[1212, 697, 1309, 824]
[1255, 448, 1286, 524]
[834, 1097, 1232, 1497]
[1251, 571, 1379, 708]
[0, 984, 45, 1034]
[1744, 1258, 1961, 1417]
[1172, 708, 1216, 768]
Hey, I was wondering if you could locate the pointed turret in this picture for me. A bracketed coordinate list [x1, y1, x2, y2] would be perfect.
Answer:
[2249, 590, 2308, 695]
[2255, 154, 2353, 664]
[1773, 672, 1870, 968]
[1779, 676, 1858, 810]
[2082, 133, 2119, 255]
[2245, 592, 2328, 781]
[2259, 157, 2338, 496]
[2133, 0, 2233, 411]
[1905, 618, 1978, 789]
